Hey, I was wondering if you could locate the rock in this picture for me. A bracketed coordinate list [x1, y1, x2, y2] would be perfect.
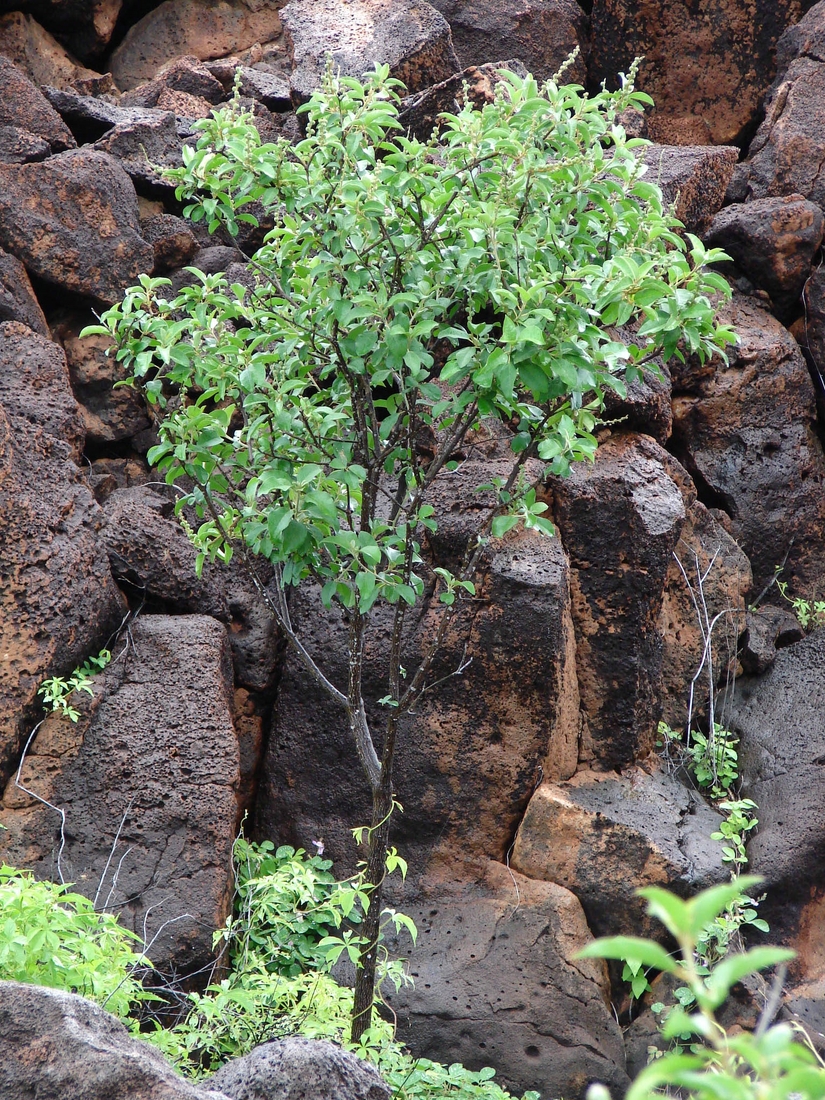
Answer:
[140, 213, 199, 273]
[93, 111, 193, 193]
[43, 85, 181, 144]
[0, 55, 76, 152]
[100, 485, 282, 691]
[800, 264, 825, 417]
[0, 615, 240, 974]
[726, 629, 825, 891]
[398, 59, 528, 142]
[0, 149, 154, 304]
[0, 981, 229, 1100]
[658, 459, 752, 730]
[386, 862, 629, 1100]
[589, 0, 804, 146]
[121, 56, 227, 109]
[51, 313, 151, 444]
[233, 65, 292, 110]
[0, 321, 85, 459]
[0, 125, 51, 164]
[703, 195, 825, 318]
[257, 513, 580, 877]
[551, 433, 686, 770]
[0, 251, 48, 333]
[0, 12, 101, 91]
[670, 292, 825, 595]
[642, 144, 739, 234]
[511, 766, 727, 940]
[740, 605, 805, 674]
[0, 406, 126, 786]
[169, 245, 248, 292]
[740, 56, 825, 206]
[110, 0, 284, 91]
[601, 363, 673, 444]
[428, 0, 587, 86]
[16, 0, 123, 62]
[210, 1038, 390, 1100]
[282, 0, 460, 103]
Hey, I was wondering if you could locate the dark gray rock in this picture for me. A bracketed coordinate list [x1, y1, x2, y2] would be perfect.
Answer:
[0, 252, 48, 333]
[703, 195, 825, 318]
[0, 124, 51, 163]
[386, 862, 629, 1100]
[93, 111, 195, 194]
[740, 605, 804, 674]
[0, 148, 153, 304]
[398, 59, 527, 142]
[725, 629, 825, 890]
[210, 1037, 390, 1100]
[0, 615, 240, 975]
[121, 56, 226, 109]
[233, 66, 292, 111]
[0, 981, 229, 1100]
[282, 0, 460, 103]
[429, 0, 587, 85]
[551, 433, 686, 769]
[43, 85, 175, 144]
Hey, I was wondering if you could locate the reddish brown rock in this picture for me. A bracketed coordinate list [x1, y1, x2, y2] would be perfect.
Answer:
[671, 293, 825, 595]
[0, 12, 101, 90]
[590, 0, 804, 146]
[800, 262, 825, 421]
[0, 55, 75, 152]
[283, 0, 460, 103]
[121, 56, 226, 109]
[429, 0, 587, 86]
[257, 510, 580, 878]
[110, 0, 285, 91]
[0, 252, 48, 334]
[0, 407, 126, 786]
[0, 149, 153, 304]
[511, 767, 726, 939]
[551, 433, 686, 770]
[703, 195, 825, 318]
[19, 0, 123, 62]
[642, 144, 739, 234]
[0, 322, 85, 459]
[51, 314, 151, 445]
[0, 615, 240, 975]
[386, 862, 629, 1100]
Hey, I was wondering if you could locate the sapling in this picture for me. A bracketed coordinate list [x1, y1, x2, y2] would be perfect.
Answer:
[89, 63, 734, 1038]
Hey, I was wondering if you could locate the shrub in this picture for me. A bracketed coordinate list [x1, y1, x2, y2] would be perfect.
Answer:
[0, 864, 153, 1024]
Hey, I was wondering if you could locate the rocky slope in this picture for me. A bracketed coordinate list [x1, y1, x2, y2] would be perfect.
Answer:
[1, 0, 825, 1096]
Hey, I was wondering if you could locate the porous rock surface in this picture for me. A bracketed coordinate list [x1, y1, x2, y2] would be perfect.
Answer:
[0, 615, 240, 974]
[210, 1037, 391, 1100]
[386, 862, 629, 1100]
[0, 981, 229, 1100]
[726, 628, 825, 891]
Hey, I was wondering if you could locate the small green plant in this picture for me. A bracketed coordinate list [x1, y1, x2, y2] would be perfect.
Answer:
[37, 648, 112, 723]
[0, 864, 153, 1024]
[149, 840, 536, 1100]
[579, 879, 821, 1100]
[776, 578, 825, 632]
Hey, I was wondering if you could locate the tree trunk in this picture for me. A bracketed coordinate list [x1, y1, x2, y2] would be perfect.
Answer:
[350, 783, 393, 1043]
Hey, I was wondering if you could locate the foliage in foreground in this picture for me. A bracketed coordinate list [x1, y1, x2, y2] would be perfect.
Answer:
[580, 879, 824, 1100]
[0, 865, 153, 1025]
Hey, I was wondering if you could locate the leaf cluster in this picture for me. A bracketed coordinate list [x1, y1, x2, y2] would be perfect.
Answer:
[37, 648, 112, 723]
[0, 864, 153, 1023]
[579, 879, 818, 1100]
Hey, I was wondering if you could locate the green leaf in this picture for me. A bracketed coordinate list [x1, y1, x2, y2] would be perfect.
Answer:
[491, 514, 519, 538]
[576, 936, 679, 974]
[705, 947, 796, 1008]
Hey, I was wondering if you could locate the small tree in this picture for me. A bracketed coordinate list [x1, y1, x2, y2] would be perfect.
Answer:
[90, 64, 734, 1040]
